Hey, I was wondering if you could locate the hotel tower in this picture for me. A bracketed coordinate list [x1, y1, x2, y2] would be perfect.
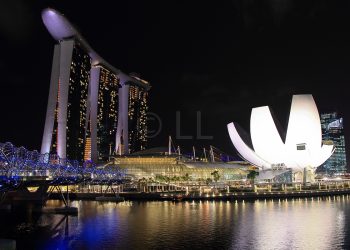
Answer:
[40, 8, 150, 162]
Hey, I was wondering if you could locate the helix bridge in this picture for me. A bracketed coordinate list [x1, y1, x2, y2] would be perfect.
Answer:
[0, 142, 125, 194]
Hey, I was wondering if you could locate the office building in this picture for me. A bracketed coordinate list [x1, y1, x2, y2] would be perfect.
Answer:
[320, 112, 347, 174]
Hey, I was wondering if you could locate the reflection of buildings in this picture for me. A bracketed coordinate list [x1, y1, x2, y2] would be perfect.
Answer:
[319, 112, 347, 174]
[40, 8, 150, 162]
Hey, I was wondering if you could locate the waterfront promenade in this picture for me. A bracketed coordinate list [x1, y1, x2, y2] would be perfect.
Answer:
[45, 181, 350, 202]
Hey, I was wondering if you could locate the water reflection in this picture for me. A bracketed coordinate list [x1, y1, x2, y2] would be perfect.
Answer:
[1, 196, 350, 249]
[242, 199, 345, 250]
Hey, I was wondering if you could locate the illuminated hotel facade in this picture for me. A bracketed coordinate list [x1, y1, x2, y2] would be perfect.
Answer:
[40, 8, 150, 162]
[320, 112, 347, 173]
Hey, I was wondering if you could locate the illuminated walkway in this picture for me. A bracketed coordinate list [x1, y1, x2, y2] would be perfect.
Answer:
[0, 142, 124, 192]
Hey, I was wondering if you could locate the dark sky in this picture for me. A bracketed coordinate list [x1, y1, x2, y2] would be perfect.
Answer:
[1, 0, 350, 158]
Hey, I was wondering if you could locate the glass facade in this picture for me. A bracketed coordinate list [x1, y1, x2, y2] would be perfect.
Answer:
[48, 41, 91, 162]
[66, 42, 91, 161]
[84, 137, 91, 161]
[97, 67, 120, 161]
[320, 112, 347, 174]
[114, 156, 247, 181]
[50, 95, 59, 154]
[128, 85, 148, 154]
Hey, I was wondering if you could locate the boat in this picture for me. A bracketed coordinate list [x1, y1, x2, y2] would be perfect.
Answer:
[172, 194, 184, 201]
[95, 195, 125, 202]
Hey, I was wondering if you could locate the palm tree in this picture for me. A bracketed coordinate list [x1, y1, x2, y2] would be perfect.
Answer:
[211, 169, 220, 183]
[155, 174, 163, 183]
[164, 176, 170, 184]
[206, 178, 213, 185]
[183, 173, 191, 184]
[147, 177, 154, 192]
[247, 170, 258, 190]
[197, 177, 204, 185]
[138, 177, 147, 192]
[171, 176, 181, 188]
[164, 176, 171, 191]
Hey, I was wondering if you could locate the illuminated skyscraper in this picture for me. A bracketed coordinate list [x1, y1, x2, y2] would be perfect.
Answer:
[40, 8, 150, 162]
[128, 73, 149, 153]
[95, 66, 120, 161]
[320, 112, 347, 174]
[66, 42, 91, 161]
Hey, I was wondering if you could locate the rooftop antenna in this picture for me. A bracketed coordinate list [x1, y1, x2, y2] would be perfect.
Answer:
[210, 145, 215, 162]
[109, 143, 112, 161]
[168, 136, 172, 155]
[193, 146, 196, 161]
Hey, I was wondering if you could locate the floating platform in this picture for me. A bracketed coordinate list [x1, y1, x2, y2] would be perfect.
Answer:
[95, 196, 124, 202]
[35, 206, 78, 215]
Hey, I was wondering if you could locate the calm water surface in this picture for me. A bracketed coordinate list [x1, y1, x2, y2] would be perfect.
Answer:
[1, 196, 350, 249]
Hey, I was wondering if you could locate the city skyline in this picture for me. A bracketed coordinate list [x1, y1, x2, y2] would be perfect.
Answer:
[2, 3, 350, 248]
[1, 1, 350, 157]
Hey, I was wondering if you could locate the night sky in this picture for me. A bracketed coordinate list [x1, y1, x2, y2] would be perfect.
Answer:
[1, 1, 350, 159]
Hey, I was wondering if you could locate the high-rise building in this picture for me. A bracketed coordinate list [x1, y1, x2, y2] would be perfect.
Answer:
[95, 66, 120, 161]
[320, 112, 347, 174]
[128, 73, 149, 153]
[40, 8, 150, 162]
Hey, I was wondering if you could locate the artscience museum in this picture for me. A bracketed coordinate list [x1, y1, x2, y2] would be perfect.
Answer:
[227, 94, 335, 182]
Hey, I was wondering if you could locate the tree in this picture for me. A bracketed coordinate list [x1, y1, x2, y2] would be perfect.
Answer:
[211, 169, 220, 183]
[155, 174, 164, 183]
[164, 176, 170, 184]
[182, 173, 191, 184]
[197, 178, 204, 184]
[163, 176, 171, 191]
[171, 176, 179, 184]
[138, 177, 147, 192]
[247, 170, 259, 188]
[206, 178, 213, 185]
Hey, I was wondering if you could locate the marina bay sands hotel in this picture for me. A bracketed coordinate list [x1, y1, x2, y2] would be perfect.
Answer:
[40, 8, 151, 162]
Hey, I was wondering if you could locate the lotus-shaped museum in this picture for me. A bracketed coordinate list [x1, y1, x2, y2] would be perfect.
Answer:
[227, 94, 334, 171]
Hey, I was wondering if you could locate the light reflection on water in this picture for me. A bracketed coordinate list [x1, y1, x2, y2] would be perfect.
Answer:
[2, 196, 350, 249]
